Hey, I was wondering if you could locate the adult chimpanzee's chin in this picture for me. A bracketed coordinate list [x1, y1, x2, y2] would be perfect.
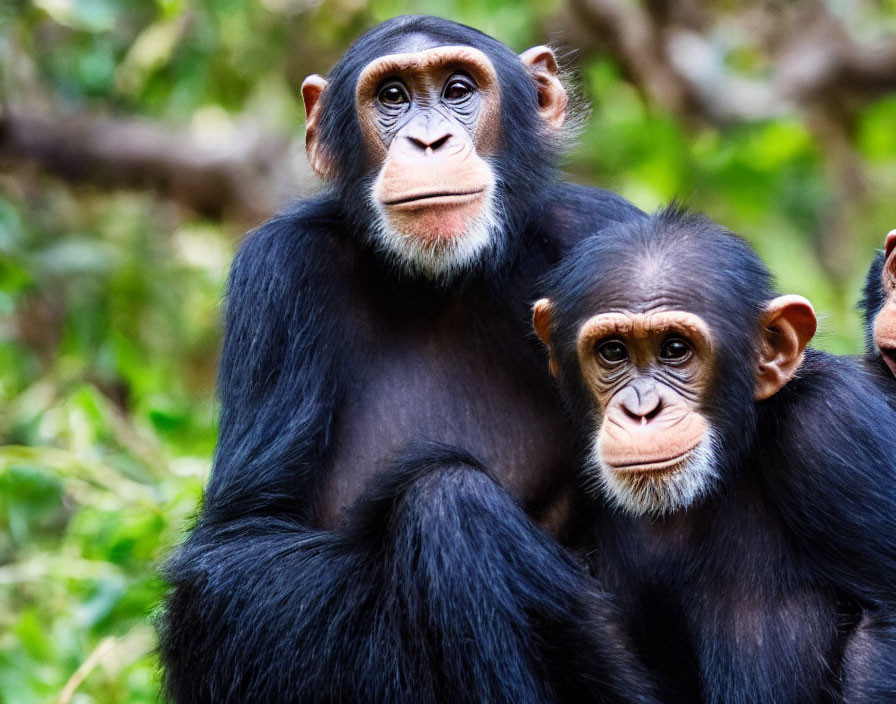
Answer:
[369, 179, 505, 281]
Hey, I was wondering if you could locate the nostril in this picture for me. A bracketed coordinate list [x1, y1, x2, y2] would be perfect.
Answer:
[429, 134, 451, 151]
[407, 134, 451, 152]
[644, 400, 663, 422]
[621, 399, 663, 424]
[406, 136, 428, 151]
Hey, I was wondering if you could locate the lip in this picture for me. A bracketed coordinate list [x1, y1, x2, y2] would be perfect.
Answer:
[381, 189, 486, 208]
[609, 447, 698, 474]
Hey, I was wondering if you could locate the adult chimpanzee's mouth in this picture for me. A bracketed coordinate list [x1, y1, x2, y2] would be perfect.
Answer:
[610, 447, 698, 474]
[382, 189, 486, 206]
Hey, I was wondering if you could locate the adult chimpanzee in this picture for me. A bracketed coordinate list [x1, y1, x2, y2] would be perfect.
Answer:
[160, 15, 658, 704]
[533, 207, 896, 704]
[861, 229, 896, 381]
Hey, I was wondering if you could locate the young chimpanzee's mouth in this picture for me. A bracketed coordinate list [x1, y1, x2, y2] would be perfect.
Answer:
[610, 447, 698, 475]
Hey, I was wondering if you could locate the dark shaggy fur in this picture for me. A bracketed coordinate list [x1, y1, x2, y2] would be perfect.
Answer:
[541, 208, 896, 703]
[159, 16, 656, 704]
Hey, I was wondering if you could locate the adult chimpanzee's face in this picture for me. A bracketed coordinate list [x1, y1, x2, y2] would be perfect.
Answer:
[301, 43, 567, 278]
[357, 46, 501, 270]
[874, 229, 896, 376]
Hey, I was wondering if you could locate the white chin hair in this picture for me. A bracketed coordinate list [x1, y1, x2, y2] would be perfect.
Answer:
[586, 430, 720, 518]
[368, 190, 502, 280]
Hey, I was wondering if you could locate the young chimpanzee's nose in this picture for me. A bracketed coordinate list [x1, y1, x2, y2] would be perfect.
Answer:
[619, 387, 663, 425]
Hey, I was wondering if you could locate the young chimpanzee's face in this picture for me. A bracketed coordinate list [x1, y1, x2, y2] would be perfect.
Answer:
[567, 306, 721, 516]
[534, 210, 817, 517]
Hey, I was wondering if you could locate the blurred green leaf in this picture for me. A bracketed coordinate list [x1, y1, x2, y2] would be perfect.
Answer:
[0, 465, 64, 545]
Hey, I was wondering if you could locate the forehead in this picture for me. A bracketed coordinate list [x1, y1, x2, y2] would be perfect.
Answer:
[579, 240, 731, 315]
[356, 45, 499, 94]
[577, 311, 713, 344]
[581, 269, 701, 317]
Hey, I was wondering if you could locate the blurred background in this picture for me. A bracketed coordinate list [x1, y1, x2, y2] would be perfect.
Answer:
[0, 0, 894, 701]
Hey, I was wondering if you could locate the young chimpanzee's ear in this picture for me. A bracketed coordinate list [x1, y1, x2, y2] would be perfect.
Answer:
[301, 75, 334, 180]
[755, 295, 817, 400]
[532, 298, 560, 378]
[519, 47, 568, 131]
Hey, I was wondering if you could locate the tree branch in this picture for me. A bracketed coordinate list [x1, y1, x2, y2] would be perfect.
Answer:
[0, 111, 313, 223]
[567, 0, 896, 125]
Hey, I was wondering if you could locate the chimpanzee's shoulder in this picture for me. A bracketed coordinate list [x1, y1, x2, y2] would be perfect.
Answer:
[541, 181, 646, 252]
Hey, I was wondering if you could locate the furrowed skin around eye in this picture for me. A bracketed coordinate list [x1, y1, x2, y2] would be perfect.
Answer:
[660, 338, 691, 362]
[443, 74, 476, 101]
[377, 82, 410, 107]
[597, 339, 628, 364]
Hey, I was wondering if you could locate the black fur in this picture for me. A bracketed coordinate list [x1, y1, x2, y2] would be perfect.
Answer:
[542, 208, 896, 703]
[860, 251, 886, 353]
[159, 16, 655, 704]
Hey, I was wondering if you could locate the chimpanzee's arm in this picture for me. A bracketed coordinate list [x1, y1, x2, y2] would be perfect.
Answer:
[162, 443, 662, 704]
[761, 351, 896, 702]
[203, 199, 348, 524]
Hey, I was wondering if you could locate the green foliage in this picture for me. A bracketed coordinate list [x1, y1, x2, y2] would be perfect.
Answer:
[0, 187, 219, 702]
[2, 0, 895, 701]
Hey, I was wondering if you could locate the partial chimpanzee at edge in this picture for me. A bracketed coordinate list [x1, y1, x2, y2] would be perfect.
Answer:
[159, 15, 658, 704]
[533, 207, 896, 704]
[861, 228, 896, 383]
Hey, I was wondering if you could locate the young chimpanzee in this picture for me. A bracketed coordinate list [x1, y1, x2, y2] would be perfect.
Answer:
[534, 207, 896, 704]
[160, 15, 658, 704]
[861, 229, 896, 383]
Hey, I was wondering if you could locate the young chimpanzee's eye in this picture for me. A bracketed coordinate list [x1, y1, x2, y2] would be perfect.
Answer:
[443, 76, 475, 102]
[660, 337, 692, 363]
[377, 81, 409, 106]
[597, 339, 629, 364]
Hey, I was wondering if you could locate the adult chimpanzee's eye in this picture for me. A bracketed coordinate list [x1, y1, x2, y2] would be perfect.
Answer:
[597, 339, 628, 364]
[443, 77, 475, 102]
[377, 82, 409, 106]
[660, 337, 691, 363]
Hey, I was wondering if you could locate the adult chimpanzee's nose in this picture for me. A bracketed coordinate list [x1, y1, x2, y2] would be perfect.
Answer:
[403, 114, 453, 154]
[407, 132, 451, 152]
[619, 386, 663, 425]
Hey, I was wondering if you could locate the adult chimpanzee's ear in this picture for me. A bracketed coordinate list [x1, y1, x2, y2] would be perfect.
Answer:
[885, 229, 896, 280]
[301, 75, 334, 180]
[532, 298, 560, 378]
[885, 229, 896, 260]
[755, 295, 817, 400]
[519, 47, 568, 131]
